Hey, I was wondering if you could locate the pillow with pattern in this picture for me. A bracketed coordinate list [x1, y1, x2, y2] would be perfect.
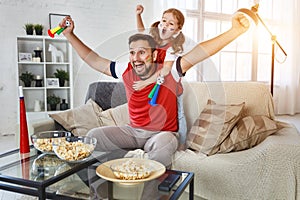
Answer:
[187, 99, 245, 156]
[218, 115, 285, 153]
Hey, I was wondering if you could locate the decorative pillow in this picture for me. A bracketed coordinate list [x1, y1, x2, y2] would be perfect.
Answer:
[187, 99, 245, 156]
[49, 99, 105, 136]
[98, 103, 129, 126]
[49, 100, 129, 136]
[109, 103, 129, 126]
[97, 107, 117, 127]
[218, 115, 285, 153]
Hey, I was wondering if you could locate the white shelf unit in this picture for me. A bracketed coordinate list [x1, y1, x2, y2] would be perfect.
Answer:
[17, 35, 73, 120]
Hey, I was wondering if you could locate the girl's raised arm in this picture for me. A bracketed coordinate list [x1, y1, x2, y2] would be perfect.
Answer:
[136, 5, 145, 32]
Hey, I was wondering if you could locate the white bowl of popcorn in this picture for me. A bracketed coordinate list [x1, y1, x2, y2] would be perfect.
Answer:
[31, 131, 72, 154]
[52, 136, 97, 163]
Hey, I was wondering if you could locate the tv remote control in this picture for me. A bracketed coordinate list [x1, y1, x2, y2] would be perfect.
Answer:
[158, 173, 180, 192]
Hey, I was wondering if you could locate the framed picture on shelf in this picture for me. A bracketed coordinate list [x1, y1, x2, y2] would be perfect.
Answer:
[49, 13, 70, 29]
[19, 53, 32, 62]
[46, 78, 59, 88]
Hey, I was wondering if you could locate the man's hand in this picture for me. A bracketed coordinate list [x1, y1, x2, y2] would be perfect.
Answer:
[60, 16, 74, 36]
[232, 13, 250, 34]
[136, 4, 144, 15]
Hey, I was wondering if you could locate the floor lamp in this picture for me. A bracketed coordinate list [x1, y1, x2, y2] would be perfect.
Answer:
[238, 4, 287, 96]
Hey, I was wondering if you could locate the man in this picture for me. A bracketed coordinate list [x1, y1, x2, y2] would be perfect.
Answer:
[60, 13, 249, 167]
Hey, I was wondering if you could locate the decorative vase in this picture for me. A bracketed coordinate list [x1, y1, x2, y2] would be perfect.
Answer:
[35, 79, 42, 87]
[34, 100, 41, 112]
[35, 75, 42, 87]
[60, 99, 69, 110]
[34, 49, 43, 62]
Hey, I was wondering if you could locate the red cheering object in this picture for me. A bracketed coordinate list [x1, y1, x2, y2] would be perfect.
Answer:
[19, 86, 30, 153]
[48, 26, 64, 38]
[20, 153, 30, 179]
[48, 20, 70, 38]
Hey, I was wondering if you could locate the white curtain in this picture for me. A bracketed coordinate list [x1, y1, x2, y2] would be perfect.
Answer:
[155, 0, 300, 114]
[273, 0, 300, 115]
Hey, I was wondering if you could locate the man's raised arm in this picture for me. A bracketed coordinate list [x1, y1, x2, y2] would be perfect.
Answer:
[61, 16, 112, 76]
[180, 13, 250, 74]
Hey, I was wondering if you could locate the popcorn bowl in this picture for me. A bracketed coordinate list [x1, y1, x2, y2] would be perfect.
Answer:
[31, 131, 72, 154]
[110, 159, 152, 180]
[52, 136, 97, 163]
[31, 153, 64, 179]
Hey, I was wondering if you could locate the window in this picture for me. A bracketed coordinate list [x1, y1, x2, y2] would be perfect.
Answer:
[162, 0, 275, 82]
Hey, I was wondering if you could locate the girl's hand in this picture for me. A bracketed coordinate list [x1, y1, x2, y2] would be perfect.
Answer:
[133, 80, 149, 91]
[136, 5, 144, 15]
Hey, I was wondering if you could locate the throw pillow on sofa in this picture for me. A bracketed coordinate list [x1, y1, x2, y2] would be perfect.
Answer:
[49, 100, 129, 136]
[108, 103, 129, 126]
[187, 99, 245, 156]
[218, 115, 285, 153]
[49, 99, 107, 136]
[94, 103, 129, 126]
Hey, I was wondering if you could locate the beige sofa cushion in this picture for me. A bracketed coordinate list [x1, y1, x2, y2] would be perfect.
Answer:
[49, 100, 129, 136]
[182, 82, 275, 132]
[108, 103, 129, 126]
[49, 99, 104, 136]
[219, 115, 285, 153]
[93, 103, 129, 126]
[187, 99, 245, 156]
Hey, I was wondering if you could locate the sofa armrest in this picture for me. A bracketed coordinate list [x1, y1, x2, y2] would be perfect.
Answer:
[28, 118, 56, 134]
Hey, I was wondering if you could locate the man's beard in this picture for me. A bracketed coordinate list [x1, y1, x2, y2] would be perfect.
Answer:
[133, 63, 157, 80]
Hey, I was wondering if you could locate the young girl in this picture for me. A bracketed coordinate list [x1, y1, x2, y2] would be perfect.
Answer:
[134, 5, 188, 150]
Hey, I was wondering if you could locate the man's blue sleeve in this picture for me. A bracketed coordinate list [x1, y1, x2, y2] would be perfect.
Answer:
[176, 56, 186, 77]
[110, 61, 118, 79]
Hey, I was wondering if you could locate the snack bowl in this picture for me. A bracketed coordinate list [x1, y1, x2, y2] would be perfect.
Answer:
[110, 159, 152, 180]
[52, 136, 97, 163]
[31, 153, 64, 179]
[31, 131, 72, 154]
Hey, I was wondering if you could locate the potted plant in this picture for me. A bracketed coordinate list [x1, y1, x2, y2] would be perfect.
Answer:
[47, 94, 61, 111]
[54, 69, 69, 87]
[24, 23, 34, 35]
[19, 71, 34, 87]
[34, 24, 44, 35]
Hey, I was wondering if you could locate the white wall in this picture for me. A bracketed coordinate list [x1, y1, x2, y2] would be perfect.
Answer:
[0, 0, 154, 135]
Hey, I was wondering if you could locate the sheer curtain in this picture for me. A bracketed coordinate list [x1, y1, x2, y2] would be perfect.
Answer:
[156, 0, 300, 115]
[273, 0, 300, 115]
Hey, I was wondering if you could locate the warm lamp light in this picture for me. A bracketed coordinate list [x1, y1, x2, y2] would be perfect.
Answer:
[238, 4, 287, 96]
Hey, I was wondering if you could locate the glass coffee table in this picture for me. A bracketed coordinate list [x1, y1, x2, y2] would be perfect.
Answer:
[0, 146, 194, 200]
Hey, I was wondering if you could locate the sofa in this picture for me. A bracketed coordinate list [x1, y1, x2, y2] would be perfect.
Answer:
[31, 81, 300, 200]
